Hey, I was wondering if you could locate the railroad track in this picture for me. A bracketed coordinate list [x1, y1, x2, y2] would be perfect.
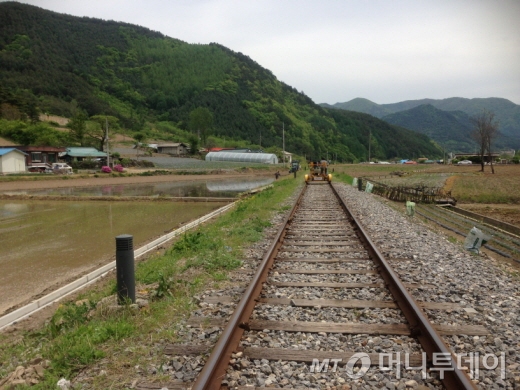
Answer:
[150, 182, 490, 389]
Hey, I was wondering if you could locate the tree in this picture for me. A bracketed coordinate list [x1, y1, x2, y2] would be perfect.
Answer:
[67, 110, 87, 146]
[189, 107, 213, 146]
[87, 115, 120, 151]
[188, 134, 199, 155]
[134, 132, 146, 160]
[470, 110, 500, 173]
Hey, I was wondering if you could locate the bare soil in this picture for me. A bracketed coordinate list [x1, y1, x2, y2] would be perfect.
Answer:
[457, 203, 520, 227]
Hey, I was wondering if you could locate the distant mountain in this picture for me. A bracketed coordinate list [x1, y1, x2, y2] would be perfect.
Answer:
[323, 97, 520, 149]
[382, 105, 475, 152]
[322, 98, 393, 118]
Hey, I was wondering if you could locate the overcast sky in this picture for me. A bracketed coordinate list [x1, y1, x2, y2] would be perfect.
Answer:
[13, 0, 520, 105]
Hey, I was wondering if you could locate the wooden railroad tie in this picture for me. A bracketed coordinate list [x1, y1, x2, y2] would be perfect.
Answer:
[185, 316, 489, 336]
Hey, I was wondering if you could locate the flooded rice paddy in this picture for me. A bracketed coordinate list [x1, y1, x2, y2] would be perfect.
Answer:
[3, 177, 274, 198]
[0, 177, 272, 315]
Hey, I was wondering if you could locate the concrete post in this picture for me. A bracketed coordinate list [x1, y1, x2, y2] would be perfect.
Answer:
[115, 234, 135, 304]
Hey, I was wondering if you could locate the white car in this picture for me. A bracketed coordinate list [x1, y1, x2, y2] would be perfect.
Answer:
[457, 160, 472, 165]
[52, 163, 73, 174]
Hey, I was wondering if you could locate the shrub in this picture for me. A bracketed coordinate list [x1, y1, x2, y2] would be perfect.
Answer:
[120, 158, 132, 166]
[101, 166, 112, 173]
[113, 164, 124, 172]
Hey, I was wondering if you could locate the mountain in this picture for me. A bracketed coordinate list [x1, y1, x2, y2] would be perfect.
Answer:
[382, 105, 475, 152]
[322, 98, 393, 118]
[0, 2, 442, 162]
[324, 97, 520, 149]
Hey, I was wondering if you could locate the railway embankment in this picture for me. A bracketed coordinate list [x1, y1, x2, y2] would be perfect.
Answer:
[131, 182, 519, 389]
[1, 179, 519, 389]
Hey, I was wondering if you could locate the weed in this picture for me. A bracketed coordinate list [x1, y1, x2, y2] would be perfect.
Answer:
[153, 272, 173, 299]
[39, 301, 94, 339]
[212, 272, 228, 281]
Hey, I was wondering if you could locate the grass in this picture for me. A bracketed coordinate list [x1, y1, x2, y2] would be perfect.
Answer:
[0, 175, 301, 388]
[333, 163, 520, 204]
[332, 171, 354, 185]
[450, 166, 520, 203]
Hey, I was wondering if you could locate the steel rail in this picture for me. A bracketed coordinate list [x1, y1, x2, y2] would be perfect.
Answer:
[191, 184, 308, 389]
[193, 181, 478, 389]
[330, 183, 477, 390]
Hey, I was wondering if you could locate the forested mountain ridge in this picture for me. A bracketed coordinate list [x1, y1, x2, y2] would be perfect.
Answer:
[323, 97, 520, 150]
[381, 105, 476, 152]
[0, 2, 441, 161]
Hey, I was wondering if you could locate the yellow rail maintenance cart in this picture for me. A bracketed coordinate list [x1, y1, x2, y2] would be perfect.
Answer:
[305, 159, 332, 183]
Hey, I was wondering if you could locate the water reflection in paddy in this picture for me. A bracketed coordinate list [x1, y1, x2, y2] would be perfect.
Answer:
[0, 199, 228, 315]
[7, 177, 274, 198]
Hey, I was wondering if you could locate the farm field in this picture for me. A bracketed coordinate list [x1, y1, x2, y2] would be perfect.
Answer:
[337, 163, 520, 226]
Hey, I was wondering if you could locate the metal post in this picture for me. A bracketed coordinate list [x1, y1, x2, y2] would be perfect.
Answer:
[115, 234, 135, 304]
[358, 178, 363, 191]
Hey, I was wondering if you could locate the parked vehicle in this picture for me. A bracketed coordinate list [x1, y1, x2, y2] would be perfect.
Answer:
[457, 160, 472, 165]
[28, 163, 52, 173]
[404, 161, 417, 165]
[52, 163, 73, 174]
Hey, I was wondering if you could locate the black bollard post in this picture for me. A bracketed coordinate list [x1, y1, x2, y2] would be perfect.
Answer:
[358, 178, 363, 191]
[115, 234, 135, 304]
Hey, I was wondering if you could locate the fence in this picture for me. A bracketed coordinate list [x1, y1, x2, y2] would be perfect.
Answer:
[361, 177, 453, 204]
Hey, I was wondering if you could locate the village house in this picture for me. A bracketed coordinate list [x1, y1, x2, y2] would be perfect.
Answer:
[0, 148, 27, 174]
[60, 147, 107, 163]
[9, 145, 65, 171]
[157, 143, 188, 156]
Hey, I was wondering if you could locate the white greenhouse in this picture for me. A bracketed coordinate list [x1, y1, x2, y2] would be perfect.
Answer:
[205, 152, 278, 164]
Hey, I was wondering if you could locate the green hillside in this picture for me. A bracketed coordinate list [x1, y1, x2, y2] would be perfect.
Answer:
[382, 104, 475, 152]
[0, 2, 442, 162]
[327, 109, 441, 161]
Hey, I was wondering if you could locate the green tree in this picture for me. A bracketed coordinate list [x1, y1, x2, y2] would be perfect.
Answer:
[188, 134, 199, 155]
[67, 110, 87, 146]
[87, 115, 120, 151]
[134, 132, 146, 160]
[189, 107, 213, 146]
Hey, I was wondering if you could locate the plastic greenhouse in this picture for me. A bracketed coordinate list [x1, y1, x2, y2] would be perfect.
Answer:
[205, 152, 279, 164]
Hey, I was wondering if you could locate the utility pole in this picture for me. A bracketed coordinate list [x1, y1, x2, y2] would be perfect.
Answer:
[105, 117, 110, 167]
[282, 122, 285, 168]
[259, 128, 262, 148]
[368, 129, 371, 163]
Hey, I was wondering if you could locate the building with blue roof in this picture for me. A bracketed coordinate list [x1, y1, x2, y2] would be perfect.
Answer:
[60, 147, 107, 163]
